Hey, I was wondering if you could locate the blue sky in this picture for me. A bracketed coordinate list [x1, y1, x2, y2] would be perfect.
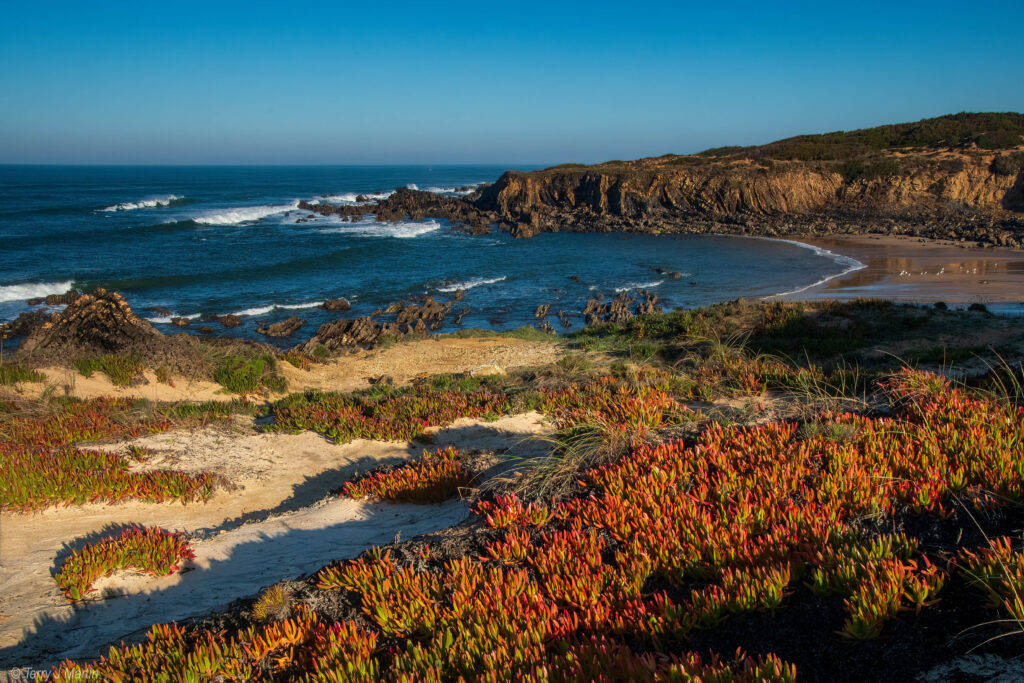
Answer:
[1, 1, 1022, 164]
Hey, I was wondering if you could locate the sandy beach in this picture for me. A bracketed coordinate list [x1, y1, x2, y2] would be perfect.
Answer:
[786, 234, 1024, 308]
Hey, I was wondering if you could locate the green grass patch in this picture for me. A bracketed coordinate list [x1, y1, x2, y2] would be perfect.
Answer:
[73, 355, 141, 386]
[0, 363, 44, 385]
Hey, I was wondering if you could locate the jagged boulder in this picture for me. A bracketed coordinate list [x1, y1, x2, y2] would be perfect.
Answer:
[19, 288, 160, 355]
[258, 316, 304, 338]
[296, 316, 382, 353]
[321, 298, 352, 312]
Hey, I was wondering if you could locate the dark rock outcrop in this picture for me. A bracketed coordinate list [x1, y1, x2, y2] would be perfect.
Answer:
[258, 316, 304, 338]
[0, 310, 52, 341]
[298, 188, 498, 234]
[19, 288, 160, 356]
[321, 298, 352, 312]
[44, 290, 83, 306]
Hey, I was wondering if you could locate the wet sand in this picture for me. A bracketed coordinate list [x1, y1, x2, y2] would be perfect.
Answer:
[785, 234, 1024, 309]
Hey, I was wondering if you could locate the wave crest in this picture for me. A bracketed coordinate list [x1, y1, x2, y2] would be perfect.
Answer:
[103, 195, 183, 212]
[193, 202, 298, 226]
[319, 218, 441, 239]
[438, 276, 507, 293]
[0, 280, 75, 303]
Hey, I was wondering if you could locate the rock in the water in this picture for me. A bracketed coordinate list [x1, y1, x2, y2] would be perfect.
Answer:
[535, 303, 550, 318]
[258, 316, 304, 338]
[583, 291, 636, 326]
[19, 288, 160, 355]
[26, 297, 44, 306]
[220, 314, 242, 328]
[170, 317, 191, 327]
[44, 290, 83, 306]
[634, 289, 661, 316]
[321, 298, 352, 312]
[149, 306, 173, 316]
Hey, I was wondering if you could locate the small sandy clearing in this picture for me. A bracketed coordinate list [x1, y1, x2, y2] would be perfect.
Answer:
[0, 412, 550, 668]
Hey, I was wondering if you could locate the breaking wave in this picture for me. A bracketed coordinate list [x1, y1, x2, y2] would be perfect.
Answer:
[230, 301, 324, 317]
[614, 280, 664, 292]
[0, 280, 75, 303]
[193, 202, 299, 226]
[438, 276, 507, 293]
[316, 191, 394, 205]
[103, 195, 183, 212]
[146, 312, 202, 324]
[319, 218, 441, 239]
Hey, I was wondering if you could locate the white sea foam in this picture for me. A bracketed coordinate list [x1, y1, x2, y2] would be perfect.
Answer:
[103, 195, 182, 212]
[0, 280, 75, 303]
[145, 313, 202, 324]
[406, 183, 419, 190]
[425, 183, 481, 196]
[614, 280, 664, 293]
[317, 191, 394, 204]
[193, 202, 298, 226]
[754, 237, 867, 298]
[319, 218, 441, 239]
[230, 301, 324, 317]
[438, 276, 507, 293]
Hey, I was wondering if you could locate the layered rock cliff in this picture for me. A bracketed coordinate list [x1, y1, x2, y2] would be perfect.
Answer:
[475, 149, 1024, 246]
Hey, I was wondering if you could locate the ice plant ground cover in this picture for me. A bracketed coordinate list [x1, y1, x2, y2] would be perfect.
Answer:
[54, 526, 194, 601]
[49, 367, 1024, 680]
[0, 397, 248, 510]
[342, 446, 472, 504]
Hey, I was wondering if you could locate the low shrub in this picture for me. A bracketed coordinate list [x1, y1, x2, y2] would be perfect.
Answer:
[214, 354, 283, 394]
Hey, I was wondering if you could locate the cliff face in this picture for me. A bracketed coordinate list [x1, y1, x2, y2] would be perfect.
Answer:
[475, 151, 1024, 246]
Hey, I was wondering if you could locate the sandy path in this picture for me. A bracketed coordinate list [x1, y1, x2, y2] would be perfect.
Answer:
[786, 234, 1024, 306]
[0, 412, 549, 668]
[9, 336, 562, 402]
[278, 335, 563, 393]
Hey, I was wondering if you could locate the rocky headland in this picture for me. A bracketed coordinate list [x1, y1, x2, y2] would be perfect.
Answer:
[311, 113, 1024, 248]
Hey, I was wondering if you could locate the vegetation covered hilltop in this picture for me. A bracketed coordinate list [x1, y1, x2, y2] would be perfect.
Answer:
[3, 292, 1024, 680]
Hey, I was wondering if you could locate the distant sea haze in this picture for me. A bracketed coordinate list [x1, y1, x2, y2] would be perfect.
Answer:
[0, 165, 859, 344]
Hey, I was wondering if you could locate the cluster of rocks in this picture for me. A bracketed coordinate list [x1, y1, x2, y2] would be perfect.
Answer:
[582, 290, 661, 327]
[26, 290, 83, 307]
[650, 266, 683, 279]
[296, 295, 465, 352]
[296, 188, 499, 234]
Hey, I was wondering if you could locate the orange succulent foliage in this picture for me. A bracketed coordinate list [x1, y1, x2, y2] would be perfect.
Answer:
[52, 369, 1024, 679]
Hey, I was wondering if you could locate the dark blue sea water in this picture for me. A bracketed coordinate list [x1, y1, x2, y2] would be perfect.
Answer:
[0, 165, 862, 344]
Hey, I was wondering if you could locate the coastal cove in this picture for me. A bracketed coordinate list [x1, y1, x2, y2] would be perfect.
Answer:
[0, 165, 918, 347]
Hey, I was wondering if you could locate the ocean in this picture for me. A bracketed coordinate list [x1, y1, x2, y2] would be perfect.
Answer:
[0, 165, 863, 345]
